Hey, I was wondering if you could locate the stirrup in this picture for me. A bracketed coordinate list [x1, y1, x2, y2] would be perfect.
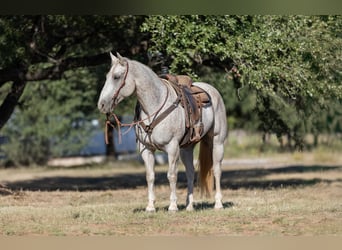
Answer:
[190, 124, 202, 142]
[190, 134, 201, 142]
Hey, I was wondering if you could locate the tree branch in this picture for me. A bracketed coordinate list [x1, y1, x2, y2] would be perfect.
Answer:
[0, 52, 110, 86]
[24, 53, 110, 81]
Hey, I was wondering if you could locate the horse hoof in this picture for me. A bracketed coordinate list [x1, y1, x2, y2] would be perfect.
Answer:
[146, 206, 156, 212]
[214, 202, 223, 210]
[186, 205, 194, 211]
[168, 204, 178, 212]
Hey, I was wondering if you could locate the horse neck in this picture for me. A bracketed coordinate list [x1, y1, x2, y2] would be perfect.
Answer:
[130, 61, 168, 115]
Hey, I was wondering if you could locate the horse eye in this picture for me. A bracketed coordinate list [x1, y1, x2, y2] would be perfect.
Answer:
[113, 74, 121, 80]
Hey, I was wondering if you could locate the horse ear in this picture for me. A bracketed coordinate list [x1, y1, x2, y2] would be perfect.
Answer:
[110, 52, 117, 62]
[116, 52, 123, 60]
[116, 52, 126, 65]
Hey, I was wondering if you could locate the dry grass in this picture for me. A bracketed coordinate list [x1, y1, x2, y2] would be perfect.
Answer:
[0, 152, 342, 236]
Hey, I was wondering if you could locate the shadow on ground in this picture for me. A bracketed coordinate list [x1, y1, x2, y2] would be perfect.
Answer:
[3, 164, 342, 192]
[132, 201, 234, 213]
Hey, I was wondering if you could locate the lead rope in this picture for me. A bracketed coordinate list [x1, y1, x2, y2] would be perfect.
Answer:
[105, 113, 129, 145]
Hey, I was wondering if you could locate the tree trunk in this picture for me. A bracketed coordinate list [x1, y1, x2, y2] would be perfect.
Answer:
[313, 133, 319, 147]
[105, 124, 117, 159]
[0, 80, 26, 130]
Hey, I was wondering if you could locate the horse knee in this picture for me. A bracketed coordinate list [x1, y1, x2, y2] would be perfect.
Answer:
[167, 173, 177, 183]
[146, 173, 155, 183]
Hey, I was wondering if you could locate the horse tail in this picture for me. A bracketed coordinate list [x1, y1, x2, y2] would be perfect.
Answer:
[197, 138, 214, 197]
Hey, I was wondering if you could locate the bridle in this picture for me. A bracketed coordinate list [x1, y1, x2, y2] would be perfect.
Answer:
[110, 60, 130, 111]
[105, 61, 177, 145]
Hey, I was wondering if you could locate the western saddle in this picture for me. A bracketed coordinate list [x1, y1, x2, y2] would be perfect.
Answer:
[160, 74, 211, 146]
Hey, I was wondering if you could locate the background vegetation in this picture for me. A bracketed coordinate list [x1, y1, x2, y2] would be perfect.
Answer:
[0, 15, 341, 166]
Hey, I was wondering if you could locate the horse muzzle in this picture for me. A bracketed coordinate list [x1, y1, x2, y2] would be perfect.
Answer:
[98, 96, 122, 114]
[98, 99, 110, 114]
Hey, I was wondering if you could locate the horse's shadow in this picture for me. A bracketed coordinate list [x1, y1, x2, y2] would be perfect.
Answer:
[133, 201, 234, 213]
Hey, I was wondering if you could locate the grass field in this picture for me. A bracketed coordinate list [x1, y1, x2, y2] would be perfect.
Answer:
[1, 146, 342, 236]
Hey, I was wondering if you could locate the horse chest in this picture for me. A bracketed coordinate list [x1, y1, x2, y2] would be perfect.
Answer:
[135, 112, 184, 150]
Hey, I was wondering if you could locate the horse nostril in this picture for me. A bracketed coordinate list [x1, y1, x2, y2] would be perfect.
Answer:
[98, 101, 105, 111]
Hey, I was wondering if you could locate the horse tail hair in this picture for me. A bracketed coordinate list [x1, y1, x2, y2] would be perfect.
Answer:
[197, 138, 214, 197]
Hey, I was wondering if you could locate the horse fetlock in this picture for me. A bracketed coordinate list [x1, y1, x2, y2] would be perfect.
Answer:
[146, 201, 156, 212]
[215, 192, 222, 201]
[186, 193, 194, 210]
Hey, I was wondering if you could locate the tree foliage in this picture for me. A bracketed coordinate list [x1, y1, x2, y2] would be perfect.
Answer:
[142, 15, 342, 149]
[142, 15, 341, 97]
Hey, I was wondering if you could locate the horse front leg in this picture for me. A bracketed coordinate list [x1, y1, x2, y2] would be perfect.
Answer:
[166, 141, 180, 212]
[140, 145, 156, 212]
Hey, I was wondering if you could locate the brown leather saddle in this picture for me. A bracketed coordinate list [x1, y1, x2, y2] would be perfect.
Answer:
[160, 74, 211, 146]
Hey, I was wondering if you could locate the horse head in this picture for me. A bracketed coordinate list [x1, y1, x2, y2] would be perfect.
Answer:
[97, 52, 135, 113]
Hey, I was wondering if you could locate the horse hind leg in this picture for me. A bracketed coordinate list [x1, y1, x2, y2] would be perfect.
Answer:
[212, 137, 225, 209]
[198, 132, 224, 209]
[180, 146, 195, 211]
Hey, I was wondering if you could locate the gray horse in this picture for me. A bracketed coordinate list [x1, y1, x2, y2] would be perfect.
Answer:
[98, 53, 227, 212]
